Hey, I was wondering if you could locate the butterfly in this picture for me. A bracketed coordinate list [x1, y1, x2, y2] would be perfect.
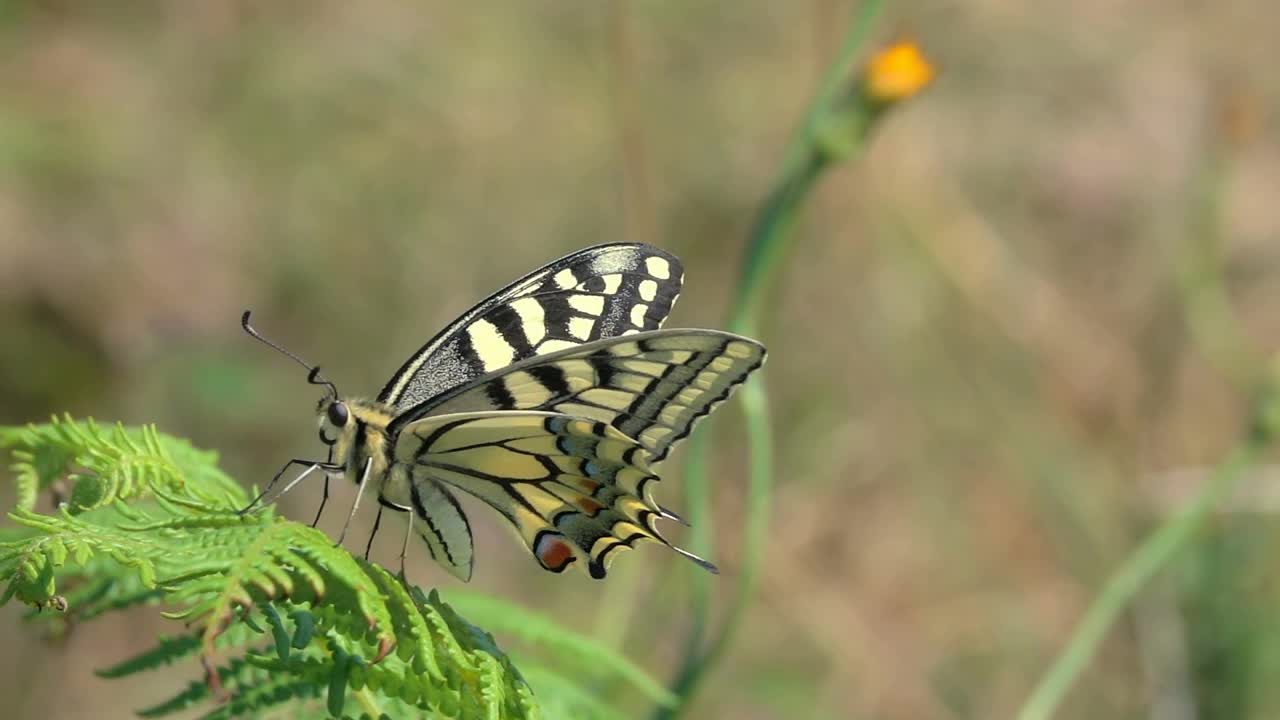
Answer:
[241, 243, 766, 581]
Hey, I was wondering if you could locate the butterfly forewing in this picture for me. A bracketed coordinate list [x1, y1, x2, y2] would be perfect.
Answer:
[390, 330, 766, 467]
[394, 411, 703, 578]
[379, 244, 684, 411]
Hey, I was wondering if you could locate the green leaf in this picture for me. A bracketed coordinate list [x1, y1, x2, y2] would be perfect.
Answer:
[328, 649, 353, 717]
[263, 603, 291, 660]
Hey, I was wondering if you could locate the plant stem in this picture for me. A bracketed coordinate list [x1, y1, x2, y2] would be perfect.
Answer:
[662, 2, 889, 716]
[679, 154, 827, 661]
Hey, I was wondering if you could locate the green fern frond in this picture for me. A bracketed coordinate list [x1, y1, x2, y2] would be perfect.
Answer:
[0, 418, 543, 719]
[96, 634, 203, 679]
[0, 416, 244, 513]
[135, 657, 313, 719]
[0, 506, 163, 603]
[97, 618, 267, 681]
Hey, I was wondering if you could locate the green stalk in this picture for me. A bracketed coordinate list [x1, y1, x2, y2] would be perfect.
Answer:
[661, 2, 890, 717]
[1016, 384, 1280, 720]
[665, 159, 827, 717]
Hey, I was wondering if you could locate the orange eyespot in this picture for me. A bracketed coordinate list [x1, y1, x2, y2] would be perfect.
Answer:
[534, 532, 576, 573]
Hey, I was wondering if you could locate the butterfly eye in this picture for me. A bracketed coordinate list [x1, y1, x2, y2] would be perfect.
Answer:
[327, 401, 349, 427]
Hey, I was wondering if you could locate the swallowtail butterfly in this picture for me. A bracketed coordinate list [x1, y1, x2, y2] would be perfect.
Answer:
[242, 244, 765, 581]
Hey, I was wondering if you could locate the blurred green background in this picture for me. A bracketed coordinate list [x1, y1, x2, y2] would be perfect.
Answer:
[3, 1, 1279, 718]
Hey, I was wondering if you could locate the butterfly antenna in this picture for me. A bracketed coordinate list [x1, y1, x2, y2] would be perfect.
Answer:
[241, 310, 339, 397]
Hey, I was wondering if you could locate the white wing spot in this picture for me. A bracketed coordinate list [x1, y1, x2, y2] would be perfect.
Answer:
[568, 294, 605, 316]
[468, 320, 518, 371]
[510, 297, 546, 345]
[645, 256, 671, 279]
[568, 316, 594, 341]
[638, 279, 658, 302]
[541, 339, 578, 353]
[630, 303, 649, 327]
[600, 274, 623, 294]
[554, 268, 579, 289]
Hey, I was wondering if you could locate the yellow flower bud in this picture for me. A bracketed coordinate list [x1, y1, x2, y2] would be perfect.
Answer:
[862, 41, 934, 103]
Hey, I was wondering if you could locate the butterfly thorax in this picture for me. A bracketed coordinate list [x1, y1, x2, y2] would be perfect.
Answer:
[318, 396, 397, 487]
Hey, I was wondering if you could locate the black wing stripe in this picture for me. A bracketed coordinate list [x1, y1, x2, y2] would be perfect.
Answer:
[485, 379, 517, 409]
[488, 304, 537, 359]
[528, 364, 572, 400]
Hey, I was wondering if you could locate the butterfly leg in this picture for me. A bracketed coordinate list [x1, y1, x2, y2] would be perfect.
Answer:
[364, 504, 384, 561]
[310, 447, 336, 527]
[398, 508, 414, 579]
[336, 458, 373, 547]
[238, 459, 334, 515]
[310, 475, 330, 528]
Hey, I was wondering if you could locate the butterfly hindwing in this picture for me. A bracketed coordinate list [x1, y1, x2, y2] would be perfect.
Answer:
[390, 330, 767, 467]
[394, 411, 712, 578]
[379, 244, 684, 411]
[404, 474, 475, 582]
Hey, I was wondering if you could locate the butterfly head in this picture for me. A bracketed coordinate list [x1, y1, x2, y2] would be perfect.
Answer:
[315, 383, 349, 447]
[315, 395, 396, 469]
